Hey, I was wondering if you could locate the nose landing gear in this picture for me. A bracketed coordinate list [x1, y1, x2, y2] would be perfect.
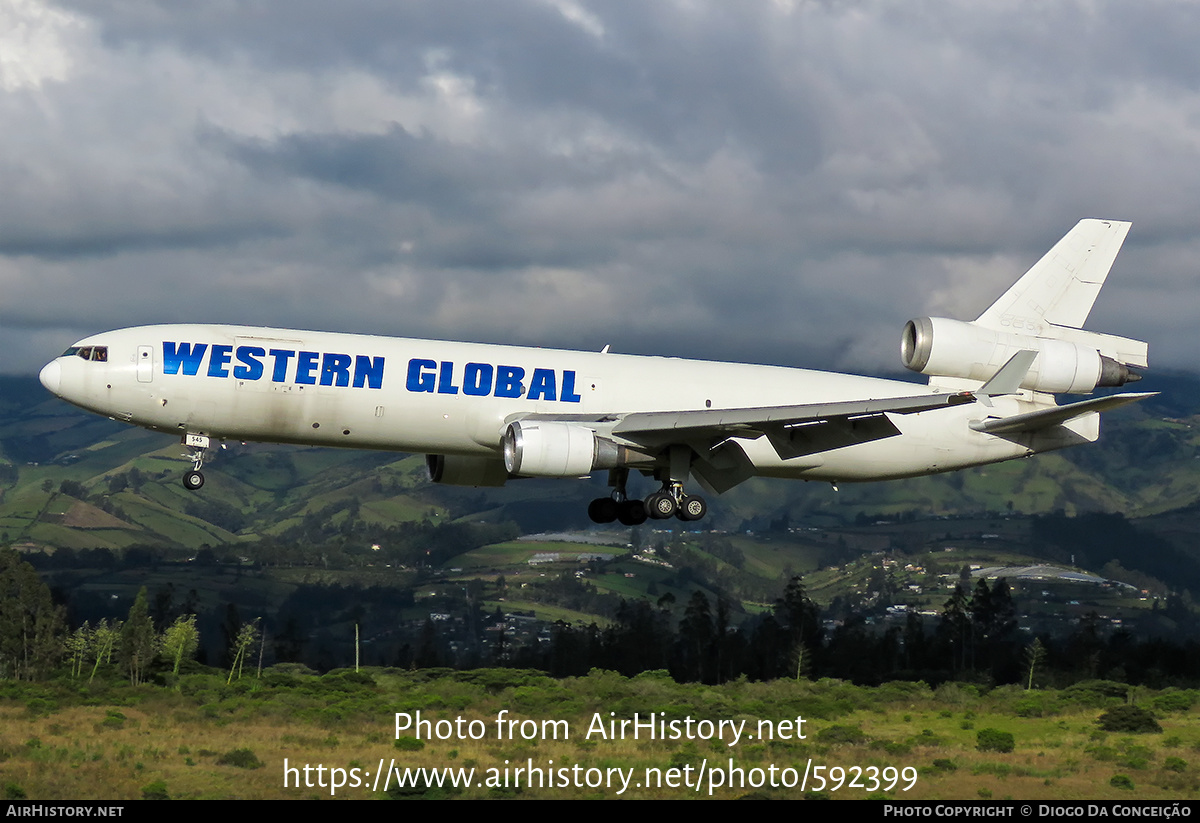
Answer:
[181, 433, 213, 492]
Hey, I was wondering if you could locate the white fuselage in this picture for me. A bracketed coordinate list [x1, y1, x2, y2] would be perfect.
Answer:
[38, 324, 1088, 485]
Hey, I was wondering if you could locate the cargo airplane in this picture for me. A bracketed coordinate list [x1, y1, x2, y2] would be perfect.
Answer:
[39, 219, 1152, 525]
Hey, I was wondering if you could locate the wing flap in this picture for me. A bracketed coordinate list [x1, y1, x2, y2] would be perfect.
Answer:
[765, 413, 902, 460]
[611, 391, 974, 448]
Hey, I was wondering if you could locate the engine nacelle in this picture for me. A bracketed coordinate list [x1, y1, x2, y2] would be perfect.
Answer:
[503, 421, 634, 477]
[902, 316, 1140, 394]
[425, 454, 509, 487]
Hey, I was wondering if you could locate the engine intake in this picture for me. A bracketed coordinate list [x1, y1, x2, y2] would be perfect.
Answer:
[503, 421, 643, 477]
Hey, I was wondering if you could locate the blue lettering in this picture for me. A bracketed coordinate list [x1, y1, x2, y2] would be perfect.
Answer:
[233, 346, 265, 380]
[207, 344, 233, 378]
[462, 363, 493, 396]
[406, 358, 435, 393]
[399, 359, 579, 401]
[162, 342, 208, 376]
[354, 355, 385, 389]
[295, 351, 319, 385]
[320, 353, 352, 387]
[495, 366, 524, 398]
[562, 370, 582, 403]
[164, 341, 383, 387]
[437, 361, 459, 395]
[268, 349, 295, 382]
[527, 368, 557, 401]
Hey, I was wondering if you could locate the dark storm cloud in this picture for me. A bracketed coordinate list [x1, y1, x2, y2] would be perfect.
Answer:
[2, 0, 1197, 378]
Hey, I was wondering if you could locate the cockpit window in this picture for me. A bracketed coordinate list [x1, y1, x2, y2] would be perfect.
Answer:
[67, 346, 108, 362]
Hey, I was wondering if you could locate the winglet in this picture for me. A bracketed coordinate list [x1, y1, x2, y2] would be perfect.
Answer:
[975, 350, 1038, 407]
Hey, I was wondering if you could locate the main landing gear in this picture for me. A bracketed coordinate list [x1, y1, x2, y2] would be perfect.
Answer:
[587, 468, 708, 525]
[644, 482, 708, 522]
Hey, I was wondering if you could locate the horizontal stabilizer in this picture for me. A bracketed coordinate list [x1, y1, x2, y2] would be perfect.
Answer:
[969, 392, 1157, 434]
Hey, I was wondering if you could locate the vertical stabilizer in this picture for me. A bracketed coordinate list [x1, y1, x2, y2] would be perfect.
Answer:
[976, 218, 1131, 331]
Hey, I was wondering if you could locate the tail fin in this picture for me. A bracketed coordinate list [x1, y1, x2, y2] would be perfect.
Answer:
[902, 219, 1148, 393]
[975, 219, 1147, 368]
[978, 218, 1129, 329]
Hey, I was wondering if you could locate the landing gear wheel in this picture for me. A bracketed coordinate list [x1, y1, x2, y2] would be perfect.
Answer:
[182, 470, 205, 491]
[677, 494, 707, 522]
[588, 497, 618, 524]
[645, 491, 677, 520]
[617, 499, 648, 526]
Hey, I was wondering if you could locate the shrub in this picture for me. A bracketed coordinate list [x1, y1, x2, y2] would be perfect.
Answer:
[817, 725, 868, 745]
[25, 698, 56, 717]
[141, 780, 170, 800]
[100, 710, 126, 729]
[1109, 774, 1134, 790]
[394, 737, 425, 752]
[976, 728, 1015, 753]
[1097, 705, 1161, 734]
[1152, 690, 1197, 714]
[1061, 680, 1129, 708]
[1164, 757, 1188, 773]
[1015, 693, 1058, 717]
[216, 748, 263, 769]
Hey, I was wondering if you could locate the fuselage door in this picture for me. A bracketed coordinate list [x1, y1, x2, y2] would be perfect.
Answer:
[137, 345, 154, 383]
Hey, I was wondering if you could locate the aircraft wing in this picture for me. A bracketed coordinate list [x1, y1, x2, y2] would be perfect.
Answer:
[610, 392, 974, 454]
[519, 391, 975, 461]
[514, 391, 975, 493]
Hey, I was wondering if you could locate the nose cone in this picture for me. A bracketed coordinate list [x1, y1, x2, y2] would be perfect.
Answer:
[39, 360, 62, 395]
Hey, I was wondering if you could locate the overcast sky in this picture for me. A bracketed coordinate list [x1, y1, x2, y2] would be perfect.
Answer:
[1, 0, 1196, 378]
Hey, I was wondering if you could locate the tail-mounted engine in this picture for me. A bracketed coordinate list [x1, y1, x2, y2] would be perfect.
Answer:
[901, 316, 1144, 394]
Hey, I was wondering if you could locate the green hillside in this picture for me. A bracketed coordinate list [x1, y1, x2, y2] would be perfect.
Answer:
[1, 372, 1197, 550]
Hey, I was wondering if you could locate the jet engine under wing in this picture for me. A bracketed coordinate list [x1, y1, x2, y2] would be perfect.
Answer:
[609, 391, 976, 458]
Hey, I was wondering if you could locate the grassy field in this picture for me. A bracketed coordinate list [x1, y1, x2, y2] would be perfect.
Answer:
[2, 669, 1199, 801]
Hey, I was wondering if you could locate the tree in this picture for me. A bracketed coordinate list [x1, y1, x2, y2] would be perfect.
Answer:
[227, 619, 260, 683]
[161, 615, 199, 676]
[677, 591, 714, 682]
[776, 576, 822, 658]
[120, 587, 157, 686]
[88, 619, 120, 682]
[0, 549, 65, 681]
[937, 584, 971, 672]
[1024, 638, 1046, 690]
